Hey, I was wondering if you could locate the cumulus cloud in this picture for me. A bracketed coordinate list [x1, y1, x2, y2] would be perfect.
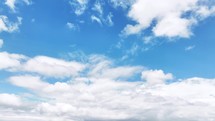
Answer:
[0, 52, 85, 78]
[0, 93, 22, 107]
[4, 75, 215, 121]
[122, 0, 215, 38]
[21, 56, 85, 78]
[0, 16, 22, 33]
[141, 69, 173, 85]
[1, 51, 215, 121]
[0, 51, 26, 70]
[9, 75, 50, 90]
[0, 39, 3, 48]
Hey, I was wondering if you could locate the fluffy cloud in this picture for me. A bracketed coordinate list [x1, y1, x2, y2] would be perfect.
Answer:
[4, 75, 215, 121]
[1, 52, 215, 121]
[141, 69, 173, 85]
[0, 16, 22, 33]
[0, 52, 85, 78]
[122, 0, 215, 38]
[0, 39, 3, 48]
[21, 56, 85, 78]
[9, 75, 49, 90]
[0, 52, 26, 70]
[0, 93, 22, 107]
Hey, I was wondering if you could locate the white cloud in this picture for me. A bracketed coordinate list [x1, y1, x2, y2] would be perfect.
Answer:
[6, 75, 215, 121]
[92, 0, 103, 15]
[109, 0, 135, 9]
[9, 75, 49, 90]
[0, 52, 85, 78]
[141, 69, 173, 85]
[5, 0, 32, 11]
[196, 6, 215, 19]
[0, 93, 22, 107]
[69, 0, 89, 16]
[21, 56, 85, 78]
[91, 15, 102, 25]
[0, 52, 26, 70]
[185, 45, 195, 51]
[91, 13, 114, 26]
[5, 0, 16, 11]
[0, 16, 22, 33]
[122, 0, 215, 38]
[1, 52, 215, 121]
[106, 12, 114, 26]
[22, 0, 32, 5]
[66, 22, 78, 30]
[0, 39, 3, 48]
[153, 16, 196, 38]
[87, 54, 143, 79]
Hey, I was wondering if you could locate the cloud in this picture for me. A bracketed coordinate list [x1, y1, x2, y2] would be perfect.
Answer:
[0, 16, 22, 33]
[122, 0, 215, 38]
[0, 39, 3, 48]
[22, 0, 32, 5]
[4, 0, 32, 12]
[109, 0, 135, 9]
[5, 0, 16, 11]
[0, 52, 26, 70]
[5, 75, 215, 121]
[185, 45, 195, 51]
[86, 54, 143, 79]
[1, 51, 215, 121]
[69, 0, 115, 27]
[69, 0, 89, 16]
[91, 15, 102, 25]
[66, 22, 78, 30]
[106, 12, 114, 26]
[9, 75, 50, 90]
[141, 69, 173, 85]
[0, 93, 22, 107]
[92, 0, 103, 15]
[21, 56, 85, 78]
[0, 52, 85, 78]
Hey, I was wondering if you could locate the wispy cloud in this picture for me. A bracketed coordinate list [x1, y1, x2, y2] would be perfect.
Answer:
[185, 45, 195, 51]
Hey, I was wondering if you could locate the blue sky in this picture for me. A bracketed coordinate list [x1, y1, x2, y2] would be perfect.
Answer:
[1, 0, 215, 121]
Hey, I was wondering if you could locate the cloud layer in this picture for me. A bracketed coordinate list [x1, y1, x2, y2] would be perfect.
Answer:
[0, 51, 215, 121]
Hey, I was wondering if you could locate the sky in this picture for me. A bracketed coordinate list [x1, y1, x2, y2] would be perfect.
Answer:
[0, 0, 215, 121]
